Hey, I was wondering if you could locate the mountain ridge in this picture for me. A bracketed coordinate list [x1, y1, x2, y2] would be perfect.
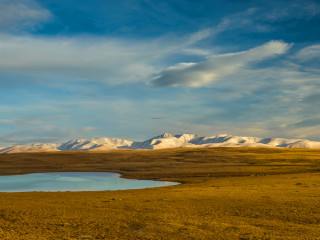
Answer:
[1, 133, 320, 154]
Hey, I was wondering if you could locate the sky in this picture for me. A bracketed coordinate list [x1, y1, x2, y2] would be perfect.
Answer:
[0, 0, 320, 147]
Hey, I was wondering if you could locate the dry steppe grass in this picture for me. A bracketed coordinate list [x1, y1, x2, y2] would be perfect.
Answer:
[0, 147, 320, 239]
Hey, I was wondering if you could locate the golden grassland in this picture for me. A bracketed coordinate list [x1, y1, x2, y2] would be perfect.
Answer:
[0, 147, 320, 239]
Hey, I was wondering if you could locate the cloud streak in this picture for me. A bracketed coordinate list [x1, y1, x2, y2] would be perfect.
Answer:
[152, 41, 291, 87]
[0, 35, 154, 83]
[0, 28, 216, 86]
[263, 1, 320, 22]
[0, 0, 52, 32]
[294, 44, 320, 62]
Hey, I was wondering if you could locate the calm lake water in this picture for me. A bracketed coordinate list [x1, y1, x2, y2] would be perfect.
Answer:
[0, 172, 179, 192]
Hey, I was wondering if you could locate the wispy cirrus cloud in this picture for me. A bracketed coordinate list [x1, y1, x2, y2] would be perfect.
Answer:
[207, 1, 320, 35]
[0, 0, 52, 32]
[263, 1, 320, 22]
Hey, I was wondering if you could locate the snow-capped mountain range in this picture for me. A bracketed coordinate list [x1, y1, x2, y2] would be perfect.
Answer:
[1, 133, 320, 154]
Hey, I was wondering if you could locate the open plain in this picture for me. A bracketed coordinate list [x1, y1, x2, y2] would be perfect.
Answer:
[0, 147, 320, 239]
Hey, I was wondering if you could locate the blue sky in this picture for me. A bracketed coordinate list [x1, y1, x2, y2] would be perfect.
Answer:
[0, 0, 320, 146]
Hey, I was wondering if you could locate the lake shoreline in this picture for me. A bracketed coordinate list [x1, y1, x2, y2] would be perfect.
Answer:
[0, 172, 180, 193]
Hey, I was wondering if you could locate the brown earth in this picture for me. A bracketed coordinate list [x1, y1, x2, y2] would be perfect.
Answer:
[0, 147, 320, 239]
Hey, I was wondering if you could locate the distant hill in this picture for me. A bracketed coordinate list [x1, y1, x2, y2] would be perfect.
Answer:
[1, 133, 320, 154]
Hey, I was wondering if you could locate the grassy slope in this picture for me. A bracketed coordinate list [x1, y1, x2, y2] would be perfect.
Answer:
[0, 147, 320, 239]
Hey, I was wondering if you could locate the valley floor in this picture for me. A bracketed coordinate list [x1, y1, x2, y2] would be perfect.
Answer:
[0, 147, 320, 239]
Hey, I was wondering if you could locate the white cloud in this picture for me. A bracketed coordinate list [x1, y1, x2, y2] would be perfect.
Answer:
[294, 44, 320, 62]
[152, 41, 291, 87]
[0, 0, 52, 32]
[185, 28, 213, 46]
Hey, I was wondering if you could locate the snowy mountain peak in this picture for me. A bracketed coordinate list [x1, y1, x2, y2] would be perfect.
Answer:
[1, 133, 320, 154]
[153, 133, 175, 139]
[215, 134, 230, 137]
[176, 133, 199, 140]
[58, 137, 133, 151]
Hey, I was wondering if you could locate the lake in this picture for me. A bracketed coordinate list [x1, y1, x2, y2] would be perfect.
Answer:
[0, 172, 179, 192]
